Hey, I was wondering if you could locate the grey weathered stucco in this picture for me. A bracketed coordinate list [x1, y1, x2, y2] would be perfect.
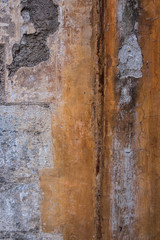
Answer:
[0, 105, 57, 239]
[111, 0, 143, 239]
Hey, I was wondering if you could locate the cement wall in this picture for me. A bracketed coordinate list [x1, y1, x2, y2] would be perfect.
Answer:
[0, 0, 96, 239]
[101, 0, 160, 239]
[0, 0, 160, 240]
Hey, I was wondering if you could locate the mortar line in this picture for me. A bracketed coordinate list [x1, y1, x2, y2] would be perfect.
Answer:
[0, 102, 51, 107]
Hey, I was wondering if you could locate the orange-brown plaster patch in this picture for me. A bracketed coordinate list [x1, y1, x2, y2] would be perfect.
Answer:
[40, 40, 96, 240]
[136, 1, 160, 239]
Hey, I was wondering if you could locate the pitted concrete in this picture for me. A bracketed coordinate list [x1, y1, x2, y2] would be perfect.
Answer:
[7, 0, 59, 77]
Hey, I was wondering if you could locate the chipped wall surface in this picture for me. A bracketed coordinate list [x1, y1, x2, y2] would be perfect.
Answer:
[100, 0, 160, 239]
[1, 0, 160, 240]
[0, 0, 96, 239]
[8, 0, 59, 77]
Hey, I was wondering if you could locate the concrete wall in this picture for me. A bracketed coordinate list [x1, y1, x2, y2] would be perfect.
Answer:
[0, 0, 96, 239]
[101, 0, 160, 239]
[0, 0, 160, 240]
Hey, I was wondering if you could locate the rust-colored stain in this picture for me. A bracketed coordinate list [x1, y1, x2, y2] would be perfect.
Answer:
[40, 48, 95, 240]
[101, 0, 160, 239]
[39, 0, 160, 239]
[136, 1, 160, 239]
[40, 1, 96, 238]
[1, 0, 159, 239]
[40, 46, 95, 240]
[97, 0, 119, 240]
[100, 0, 119, 239]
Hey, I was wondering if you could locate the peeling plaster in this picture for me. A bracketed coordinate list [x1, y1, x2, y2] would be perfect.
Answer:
[111, 0, 143, 238]
[7, 0, 59, 77]
[118, 34, 142, 79]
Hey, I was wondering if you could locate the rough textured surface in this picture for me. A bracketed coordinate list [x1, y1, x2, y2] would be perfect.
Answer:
[1, 0, 160, 239]
[0, 105, 54, 238]
[0, 0, 96, 239]
[7, 0, 59, 76]
[118, 0, 138, 39]
[136, 1, 160, 239]
[100, 0, 160, 239]
[118, 34, 142, 79]
[99, 0, 147, 239]
[111, 0, 142, 239]
[40, 1, 96, 239]
[0, 231, 63, 240]
[0, 44, 5, 102]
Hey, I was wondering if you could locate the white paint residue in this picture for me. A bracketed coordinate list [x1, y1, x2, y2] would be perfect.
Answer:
[120, 85, 132, 105]
[111, 137, 136, 237]
[118, 34, 143, 79]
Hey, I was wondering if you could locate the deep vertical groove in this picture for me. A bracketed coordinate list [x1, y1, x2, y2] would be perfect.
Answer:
[94, 0, 105, 239]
